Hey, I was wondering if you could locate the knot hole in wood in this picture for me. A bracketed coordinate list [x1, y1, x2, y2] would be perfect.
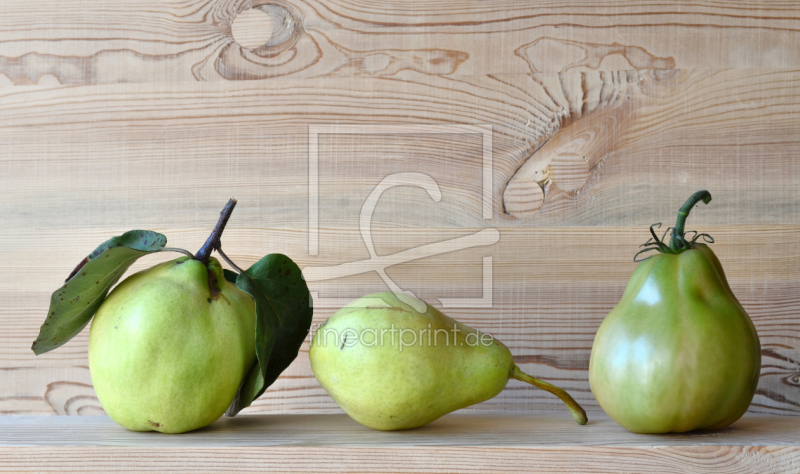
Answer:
[231, 3, 297, 50]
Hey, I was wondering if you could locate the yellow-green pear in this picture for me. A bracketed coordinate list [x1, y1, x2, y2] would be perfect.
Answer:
[89, 256, 256, 433]
[310, 292, 586, 430]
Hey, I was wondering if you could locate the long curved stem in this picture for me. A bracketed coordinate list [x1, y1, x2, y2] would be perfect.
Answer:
[217, 247, 246, 275]
[161, 247, 194, 258]
[510, 365, 587, 425]
[195, 199, 237, 265]
[670, 190, 711, 252]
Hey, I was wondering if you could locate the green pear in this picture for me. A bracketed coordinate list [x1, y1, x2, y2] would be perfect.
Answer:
[310, 292, 586, 430]
[88, 256, 256, 433]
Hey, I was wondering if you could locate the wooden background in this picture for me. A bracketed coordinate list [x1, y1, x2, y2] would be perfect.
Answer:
[1, 0, 798, 419]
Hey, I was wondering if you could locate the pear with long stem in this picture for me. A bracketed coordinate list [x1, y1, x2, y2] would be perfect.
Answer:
[310, 292, 587, 430]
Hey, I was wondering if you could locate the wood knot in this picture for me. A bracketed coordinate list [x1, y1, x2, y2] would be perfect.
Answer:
[232, 9, 274, 50]
[231, 2, 299, 51]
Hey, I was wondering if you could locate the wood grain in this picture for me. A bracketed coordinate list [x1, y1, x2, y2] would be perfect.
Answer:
[1, 70, 799, 228]
[0, 415, 799, 472]
[1, 0, 799, 85]
[3, 446, 800, 474]
[1, 0, 799, 427]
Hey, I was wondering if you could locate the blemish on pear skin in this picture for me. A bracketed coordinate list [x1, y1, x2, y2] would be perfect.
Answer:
[147, 420, 161, 428]
[340, 334, 348, 350]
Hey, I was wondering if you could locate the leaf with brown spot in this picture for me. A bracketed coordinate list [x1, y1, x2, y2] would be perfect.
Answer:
[226, 254, 312, 416]
[31, 230, 167, 355]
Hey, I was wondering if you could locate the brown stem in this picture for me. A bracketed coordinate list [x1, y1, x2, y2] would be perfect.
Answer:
[217, 247, 246, 275]
[195, 199, 237, 265]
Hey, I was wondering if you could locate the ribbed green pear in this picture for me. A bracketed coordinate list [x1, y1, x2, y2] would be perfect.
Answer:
[310, 292, 586, 430]
[88, 256, 256, 433]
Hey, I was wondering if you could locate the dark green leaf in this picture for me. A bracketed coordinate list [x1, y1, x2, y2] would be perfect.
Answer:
[226, 254, 313, 415]
[222, 269, 239, 284]
[32, 230, 167, 355]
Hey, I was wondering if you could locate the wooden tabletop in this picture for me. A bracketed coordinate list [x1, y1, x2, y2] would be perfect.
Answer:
[1, 414, 799, 472]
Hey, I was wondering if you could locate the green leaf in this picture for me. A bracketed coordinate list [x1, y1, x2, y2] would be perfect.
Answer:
[32, 230, 167, 355]
[222, 269, 239, 284]
[226, 254, 313, 415]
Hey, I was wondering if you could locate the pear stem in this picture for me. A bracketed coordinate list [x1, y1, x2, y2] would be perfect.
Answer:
[669, 190, 712, 252]
[195, 198, 237, 265]
[510, 365, 588, 425]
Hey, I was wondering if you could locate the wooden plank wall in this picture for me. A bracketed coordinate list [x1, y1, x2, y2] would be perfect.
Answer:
[1, 0, 798, 417]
